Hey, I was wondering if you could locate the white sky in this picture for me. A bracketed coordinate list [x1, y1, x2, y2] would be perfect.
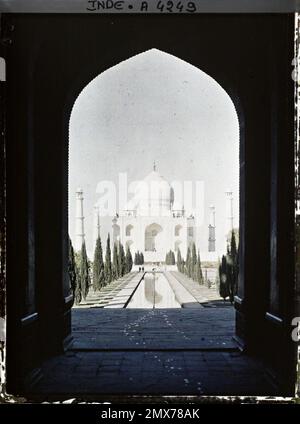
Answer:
[69, 49, 239, 258]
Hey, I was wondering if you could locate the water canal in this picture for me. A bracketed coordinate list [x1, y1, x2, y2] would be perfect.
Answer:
[126, 272, 181, 309]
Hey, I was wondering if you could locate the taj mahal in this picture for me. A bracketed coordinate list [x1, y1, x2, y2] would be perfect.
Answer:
[75, 164, 234, 263]
[111, 163, 197, 263]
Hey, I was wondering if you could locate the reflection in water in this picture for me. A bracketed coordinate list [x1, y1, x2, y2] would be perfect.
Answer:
[127, 273, 181, 308]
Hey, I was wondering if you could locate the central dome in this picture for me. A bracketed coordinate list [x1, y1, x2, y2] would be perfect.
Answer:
[132, 166, 173, 215]
[143, 169, 169, 186]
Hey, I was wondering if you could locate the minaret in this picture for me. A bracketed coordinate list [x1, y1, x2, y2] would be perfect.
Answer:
[225, 190, 234, 234]
[112, 215, 119, 244]
[75, 188, 85, 251]
[93, 205, 100, 247]
[208, 205, 216, 252]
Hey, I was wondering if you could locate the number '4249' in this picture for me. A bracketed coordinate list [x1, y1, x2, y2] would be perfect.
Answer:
[156, 1, 197, 13]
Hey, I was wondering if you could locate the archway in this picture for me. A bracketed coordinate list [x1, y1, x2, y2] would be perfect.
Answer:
[68, 48, 240, 370]
[69, 48, 240, 263]
[7, 15, 294, 396]
[144, 223, 163, 252]
[69, 47, 244, 396]
[7, 13, 294, 396]
[126, 224, 134, 237]
[112, 223, 120, 243]
[126, 239, 134, 250]
[175, 224, 182, 237]
[175, 240, 182, 252]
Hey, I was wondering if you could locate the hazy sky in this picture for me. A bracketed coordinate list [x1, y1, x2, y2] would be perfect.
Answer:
[69, 49, 239, 258]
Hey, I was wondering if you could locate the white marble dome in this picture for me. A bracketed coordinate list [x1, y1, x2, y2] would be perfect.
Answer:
[131, 167, 173, 215]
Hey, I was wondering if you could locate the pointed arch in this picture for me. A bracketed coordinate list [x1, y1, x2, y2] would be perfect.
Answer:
[145, 223, 163, 252]
[69, 48, 239, 258]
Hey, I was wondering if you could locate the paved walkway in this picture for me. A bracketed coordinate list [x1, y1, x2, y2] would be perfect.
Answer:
[31, 307, 277, 396]
[164, 272, 203, 308]
[30, 272, 277, 397]
[33, 349, 277, 396]
[171, 271, 227, 306]
[73, 272, 143, 309]
[72, 308, 236, 350]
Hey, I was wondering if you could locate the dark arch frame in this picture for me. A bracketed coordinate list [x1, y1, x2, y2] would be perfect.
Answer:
[5, 13, 296, 396]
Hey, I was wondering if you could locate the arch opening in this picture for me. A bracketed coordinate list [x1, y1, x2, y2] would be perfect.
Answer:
[175, 240, 182, 252]
[175, 224, 182, 237]
[145, 223, 163, 252]
[126, 224, 134, 237]
[68, 48, 240, 305]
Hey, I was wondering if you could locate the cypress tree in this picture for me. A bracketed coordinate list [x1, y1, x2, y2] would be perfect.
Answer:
[215, 258, 221, 292]
[227, 230, 239, 303]
[226, 261, 234, 303]
[75, 280, 81, 304]
[182, 259, 185, 273]
[68, 236, 77, 299]
[119, 242, 126, 276]
[126, 245, 133, 273]
[177, 248, 182, 272]
[80, 241, 90, 301]
[74, 251, 82, 305]
[186, 246, 191, 278]
[104, 233, 112, 285]
[191, 242, 197, 281]
[172, 251, 176, 265]
[196, 251, 203, 284]
[92, 236, 104, 291]
[219, 255, 229, 301]
[122, 244, 127, 274]
[231, 230, 237, 259]
[166, 251, 173, 265]
[112, 242, 119, 281]
[135, 251, 142, 265]
[117, 242, 121, 277]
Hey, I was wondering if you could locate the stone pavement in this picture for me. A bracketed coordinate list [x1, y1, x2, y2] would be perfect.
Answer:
[73, 272, 143, 309]
[171, 271, 227, 306]
[33, 349, 277, 396]
[29, 271, 277, 397]
[72, 308, 236, 350]
[73, 270, 228, 311]
[31, 307, 277, 396]
[164, 272, 203, 308]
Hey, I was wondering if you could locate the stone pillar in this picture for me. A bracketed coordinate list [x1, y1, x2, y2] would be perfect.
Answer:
[225, 190, 234, 234]
[208, 205, 216, 252]
[75, 188, 85, 251]
[93, 205, 100, 247]
[112, 216, 120, 244]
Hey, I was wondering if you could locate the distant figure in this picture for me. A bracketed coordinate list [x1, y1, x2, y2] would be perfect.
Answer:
[139, 267, 141, 272]
[142, 266, 144, 272]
